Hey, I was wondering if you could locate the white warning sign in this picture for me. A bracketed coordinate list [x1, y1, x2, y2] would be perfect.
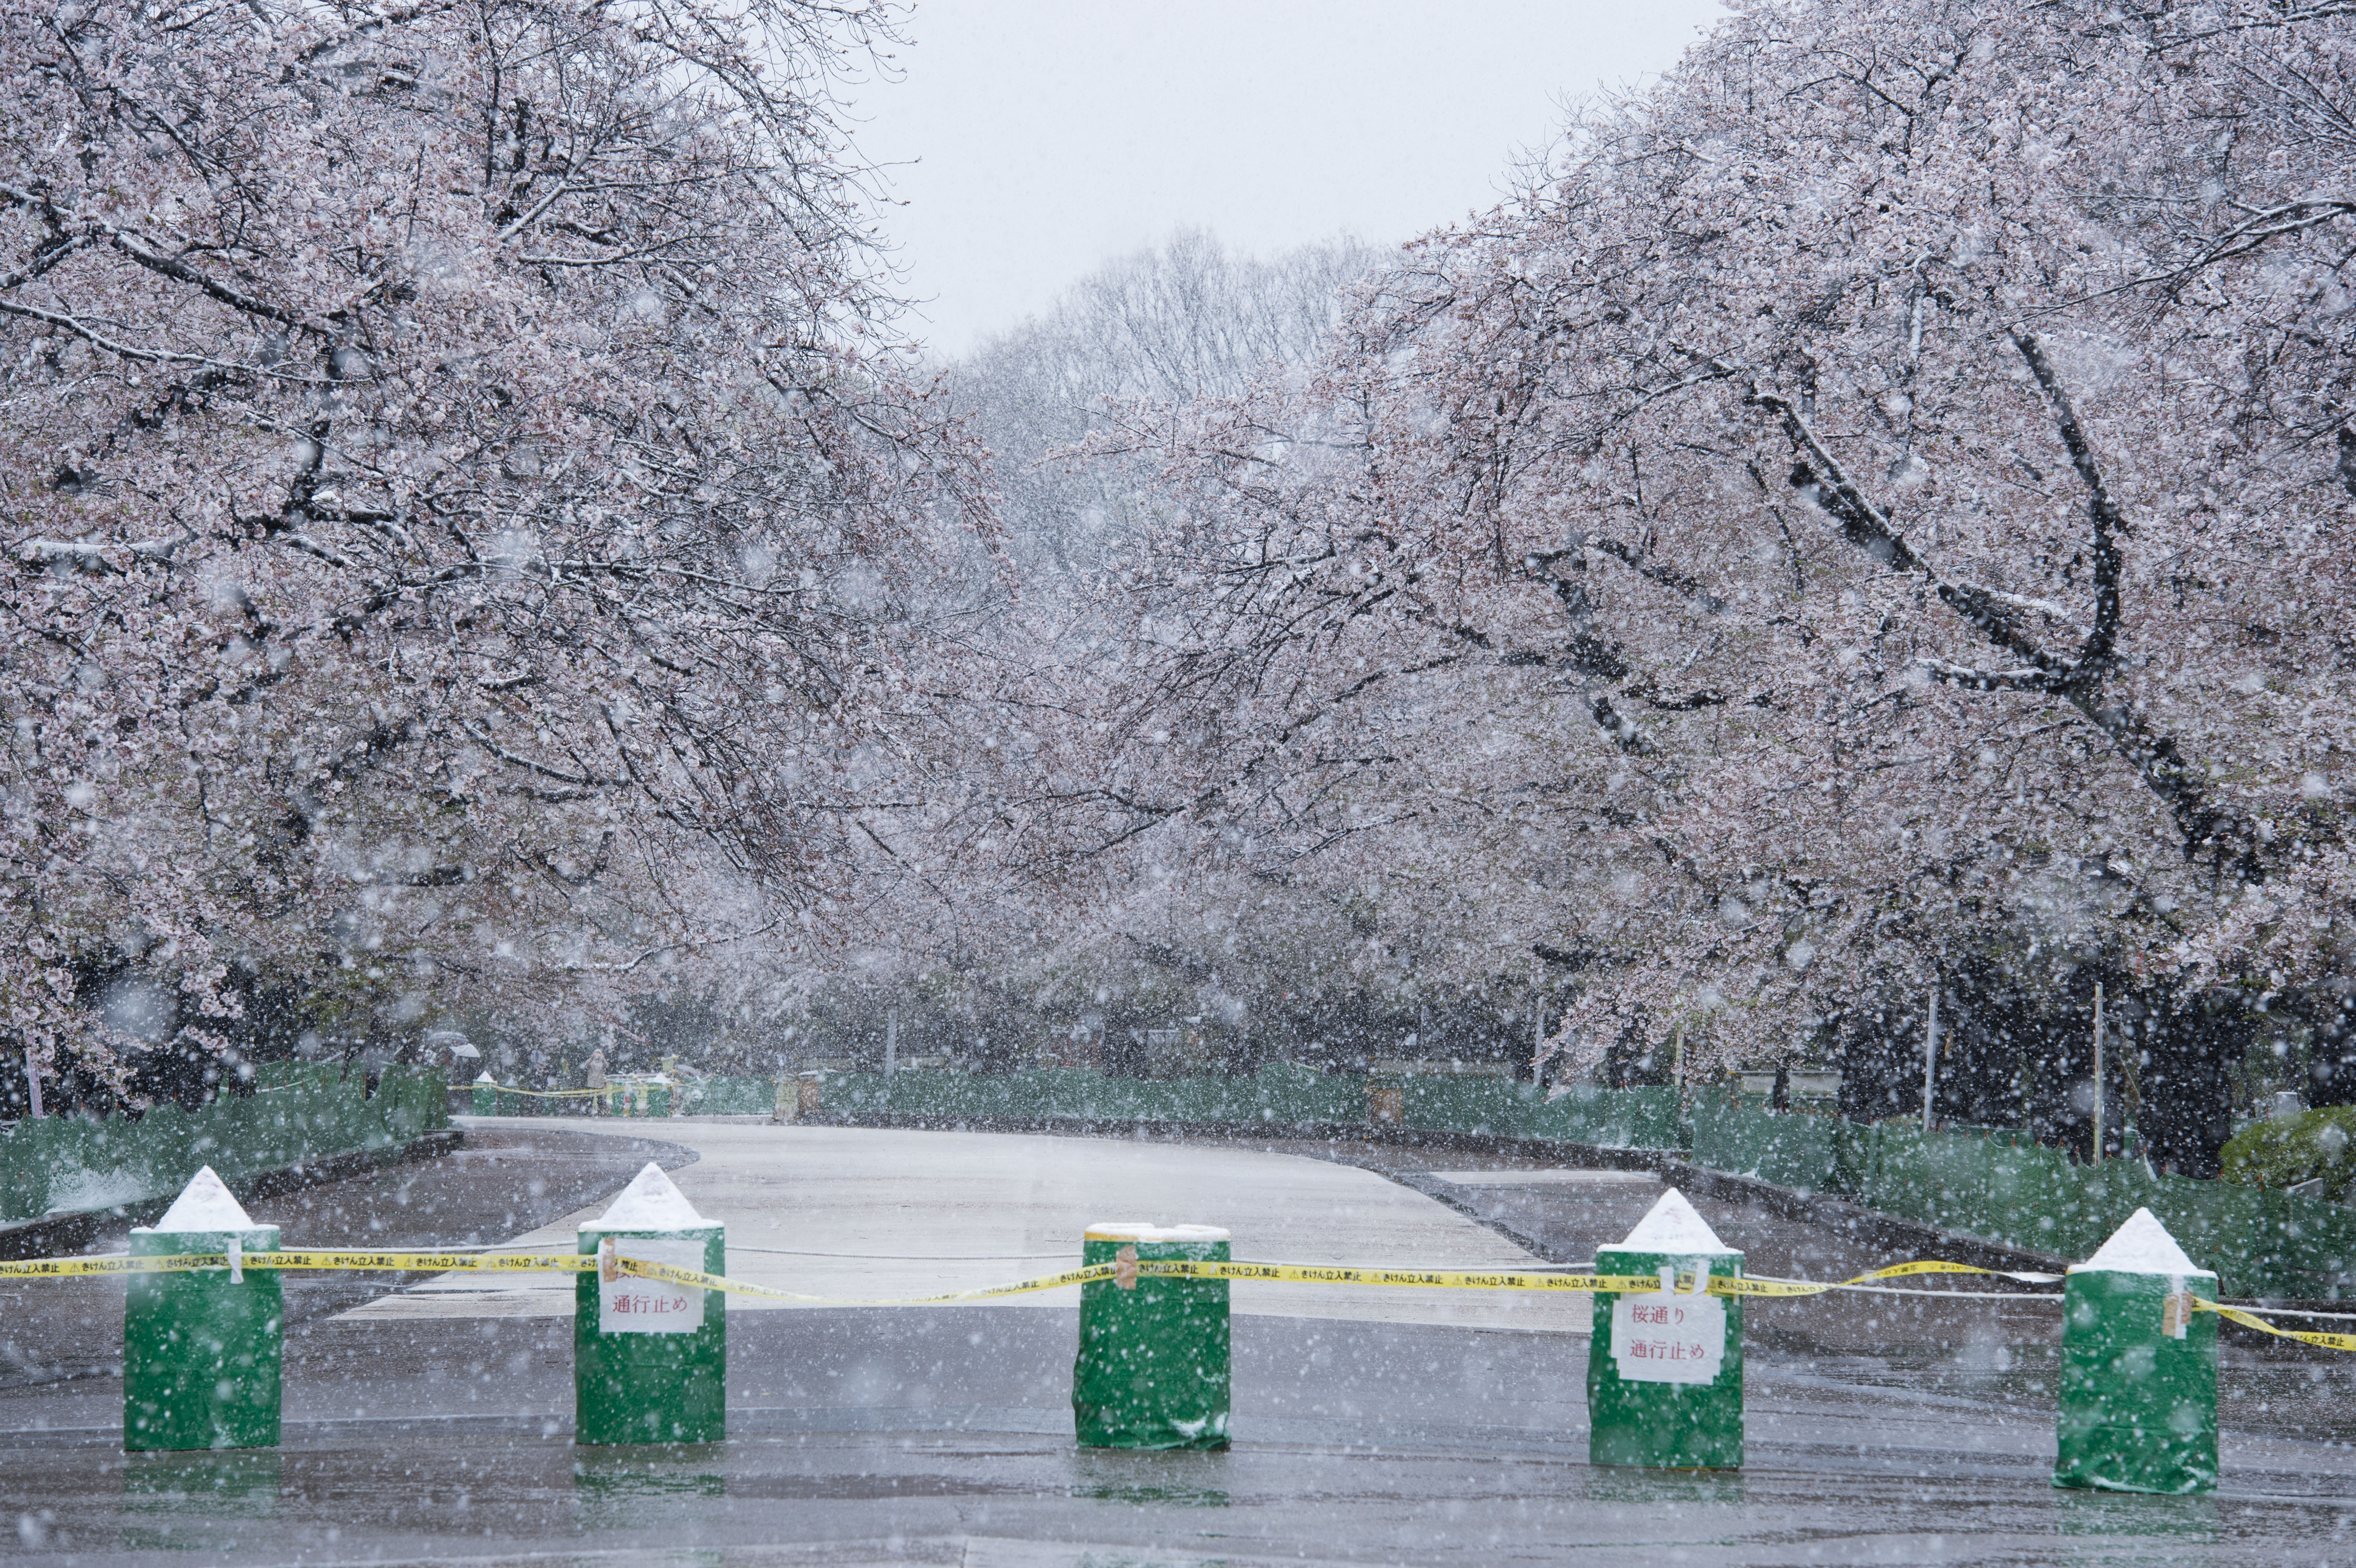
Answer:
[597, 1238, 709, 1334]
[1610, 1289, 1726, 1385]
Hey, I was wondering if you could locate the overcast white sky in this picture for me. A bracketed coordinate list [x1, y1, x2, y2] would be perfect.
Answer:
[851, 2, 1725, 360]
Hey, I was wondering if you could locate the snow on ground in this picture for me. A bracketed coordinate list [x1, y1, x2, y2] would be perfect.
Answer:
[341, 1119, 1591, 1332]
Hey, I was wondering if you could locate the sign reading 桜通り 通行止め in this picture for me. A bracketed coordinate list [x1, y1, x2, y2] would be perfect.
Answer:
[1610, 1289, 1726, 1385]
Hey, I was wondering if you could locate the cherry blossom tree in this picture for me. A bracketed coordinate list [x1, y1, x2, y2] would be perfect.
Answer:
[880, 232, 1396, 1041]
[0, 0, 994, 1091]
[1054, 0, 2356, 1093]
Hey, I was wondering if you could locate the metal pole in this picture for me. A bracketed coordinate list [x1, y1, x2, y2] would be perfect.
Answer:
[884, 1006, 898, 1076]
[2092, 983, 2105, 1165]
[24, 1048, 41, 1119]
[1921, 992, 1939, 1133]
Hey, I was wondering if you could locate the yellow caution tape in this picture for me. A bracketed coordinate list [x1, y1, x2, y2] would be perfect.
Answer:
[1137, 1258, 2057, 1299]
[606, 1257, 1118, 1306]
[0, 1250, 600, 1279]
[1147, 1262, 1672, 1293]
[604, 1255, 2065, 1306]
[40, 1240, 2356, 1360]
[58, 1250, 2356, 1359]
[0, 1250, 1101, 1302]
[0, 1248, 2104, 1318]
[0, 1250, 2054, 1297]
[1713, 1259, 2063, 1298]
[0, 1255, 187, 1278]
[2201, 1301, 2356, 1354]
[27, 1238, 2356, 1361]
[268, 1250, 598, 1274]
[608, 1258, 1686, 1302]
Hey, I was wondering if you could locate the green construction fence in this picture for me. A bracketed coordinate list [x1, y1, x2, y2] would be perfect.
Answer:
[812, 1062, 1686, 1146]
[485, 1076, 777, 1117]
[0, 1064, 448, 1228]
[818, 1062, 1361, 1125]
[1687, 1094, 2356, 1300]
[682, 1078, 775, 1116]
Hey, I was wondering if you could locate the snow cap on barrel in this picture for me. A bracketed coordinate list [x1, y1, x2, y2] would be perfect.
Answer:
[2071, 1207, 2215, 1277]
[1084, 1222, 1230, 1243]
[1610, 1187, 1732, 1253]
[141, 1166, 259, 1233]
[584, 1162, 708, 1230]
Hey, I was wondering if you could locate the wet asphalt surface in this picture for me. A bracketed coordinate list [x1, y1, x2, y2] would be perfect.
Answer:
[0, 1124, 2351, 1566]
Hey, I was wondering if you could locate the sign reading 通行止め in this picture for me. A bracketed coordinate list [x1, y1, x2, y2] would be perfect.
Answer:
[1610, 1289, 1726, 1384]
[597, 1238, 707, 1334]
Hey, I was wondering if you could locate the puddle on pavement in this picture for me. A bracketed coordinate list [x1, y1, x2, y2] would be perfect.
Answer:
[1583, 1468, 1744, 1506]
[1072, 1481, 1233, 1507]
[119, 1450, 283, 1551]
[1070, 1449, 1234, 1508]
[573, 1450, 728, 1499]
[573, 1445, 726, 1527]
[2053, 1489, 2219, 1545]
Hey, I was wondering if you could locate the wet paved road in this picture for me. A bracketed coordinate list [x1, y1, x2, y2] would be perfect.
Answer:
[353, 1120, 1588, 1331]
[0, 1121, 2351, 1566]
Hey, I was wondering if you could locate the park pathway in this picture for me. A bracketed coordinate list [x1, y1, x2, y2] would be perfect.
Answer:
[343, 1117, 1597, 1331]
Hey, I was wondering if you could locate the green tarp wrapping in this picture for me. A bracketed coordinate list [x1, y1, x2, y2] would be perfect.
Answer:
[1072, 1224, 1230, 1450]
[2054, 1268, 2218, 1494]
[574, 1162, 727, 1446]
[124, 1224, 282, 1452]
[1588, 1246, 1745, 1469]
[1588, 1190, 1743, 1470]
[573, 1221, 727, 1445]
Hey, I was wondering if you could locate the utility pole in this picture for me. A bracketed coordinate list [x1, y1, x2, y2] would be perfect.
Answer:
[884, 1005, 898, 1076]
[1921, 991, 1939, 1133]
[22, 1048, 40, 1119]
[2091, 983, 2105, 1165]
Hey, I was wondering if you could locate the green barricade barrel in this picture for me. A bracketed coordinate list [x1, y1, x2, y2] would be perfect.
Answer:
[576, 1161, 724, 1445]
[1588, 1188, 1743, 1470]
[647, 1078, 672, 1118]
[472, 1073, 496, 1115]
[2054, 1207, 2218, 1494]
[125, 1167, 282, 1452]
[1074, 1222, 1231, 1450]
